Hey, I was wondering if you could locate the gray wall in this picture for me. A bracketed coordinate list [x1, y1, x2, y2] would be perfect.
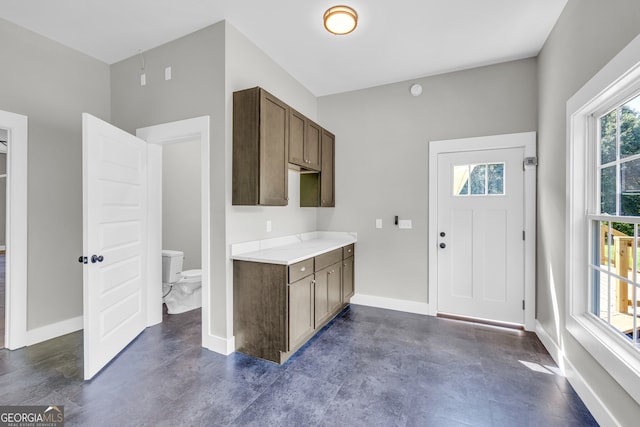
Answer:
[162, 140, 201, 271]
[0, 18, 110, 329]
[317, 58, 538, 303]
[110, 22, 227, 338]
[111, 21, 318, 340]
[537, 0, 640, 422]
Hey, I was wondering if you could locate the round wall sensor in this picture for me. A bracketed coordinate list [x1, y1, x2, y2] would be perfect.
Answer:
[410, 84, 423, 97]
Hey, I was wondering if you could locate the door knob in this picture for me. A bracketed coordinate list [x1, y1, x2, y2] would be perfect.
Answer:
[91, 255, 104, 263]
[439, 243, 446, 249]
[440, 232, 446, 237]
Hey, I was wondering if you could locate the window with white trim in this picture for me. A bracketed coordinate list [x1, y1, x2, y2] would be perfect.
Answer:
[567, 34, 640, 405]
[591, 94, 640, 348]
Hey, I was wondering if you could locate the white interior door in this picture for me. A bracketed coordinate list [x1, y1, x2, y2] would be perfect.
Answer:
[437, 147, 525, 325]
[82, 113, 148, 380]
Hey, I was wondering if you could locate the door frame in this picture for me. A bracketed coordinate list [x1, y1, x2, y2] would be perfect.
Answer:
[136, 117, 210, 339]
[0, 110, 28, 350]
[428, 132, 537, 331]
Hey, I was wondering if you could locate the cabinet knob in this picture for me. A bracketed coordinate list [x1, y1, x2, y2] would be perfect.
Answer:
[301, 266, 306, 272]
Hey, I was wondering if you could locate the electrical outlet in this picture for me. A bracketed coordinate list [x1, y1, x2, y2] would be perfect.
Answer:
[376, 219, 383, 229]
[140, 73, 146, 86]
[165, 66, 172, 81]
[398, 219, 412, 229]
[266, 220, 272, 233]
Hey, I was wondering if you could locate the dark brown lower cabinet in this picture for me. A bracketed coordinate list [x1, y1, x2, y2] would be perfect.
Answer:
[233, 244, 355, 363]
[288, 275, 314, 351]
[343, 255, 354, 301]
[314, 262, 342, 327]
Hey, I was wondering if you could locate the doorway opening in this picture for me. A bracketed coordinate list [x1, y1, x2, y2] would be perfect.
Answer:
[0, 110, 27, 351]
[136, 116, 211, 345]
[0, 128, 6, 349]
[159, 138, 202, 322]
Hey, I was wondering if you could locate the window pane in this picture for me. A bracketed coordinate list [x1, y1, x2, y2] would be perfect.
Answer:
[601, 166, 616, 214]
[620, 95, 640, 159]
[601, 110, 617, 165]
[470, 164, 486, 195]
[453, 165, 469, 195]
[621, 158, 640, 216]
[488, 163, 505, 195]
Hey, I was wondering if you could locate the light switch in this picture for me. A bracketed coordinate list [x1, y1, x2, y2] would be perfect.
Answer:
[266, 220, 272, 232]
[140, 73, 146, 86]
[376, 219, 383, 229]
[165, 66, 172, 80]
[398, 219, 412, 229]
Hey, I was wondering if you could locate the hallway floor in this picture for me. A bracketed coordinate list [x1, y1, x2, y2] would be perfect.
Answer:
[0, 305, 597, 426]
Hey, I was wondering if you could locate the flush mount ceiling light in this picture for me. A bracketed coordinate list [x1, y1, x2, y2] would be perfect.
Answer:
[324, 5, 358, 35]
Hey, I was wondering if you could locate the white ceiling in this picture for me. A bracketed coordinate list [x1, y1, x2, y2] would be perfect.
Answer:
[0, 0, 567, 96]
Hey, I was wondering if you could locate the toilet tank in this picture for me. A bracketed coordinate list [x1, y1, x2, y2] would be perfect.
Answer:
[162, 250, 184, 283]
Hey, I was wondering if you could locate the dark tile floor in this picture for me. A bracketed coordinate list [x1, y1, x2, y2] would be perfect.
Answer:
[0, 304, 598, 426]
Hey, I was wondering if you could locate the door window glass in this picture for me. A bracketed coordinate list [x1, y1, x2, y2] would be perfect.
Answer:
[453, 163, 505, 196]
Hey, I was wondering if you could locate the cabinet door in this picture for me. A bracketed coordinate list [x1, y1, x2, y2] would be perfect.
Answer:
[314, 267, 329, 327]
[342, 256, 354, 302]
[259, 91, 289, 205]
[288, 276, 314, 351]
[289, 109, 306, 168]
[306, 120, 322, 171]
[328, 262, 342, 315]
[320, 129, 335, 207]
[315, 263, 342, 327]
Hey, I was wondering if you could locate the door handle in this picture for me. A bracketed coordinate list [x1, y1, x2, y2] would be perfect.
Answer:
[91, 255, 104, 263]
[439, 243, 446, 249]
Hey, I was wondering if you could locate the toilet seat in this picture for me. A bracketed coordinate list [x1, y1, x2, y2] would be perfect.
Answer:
[179, 269, 201, 284]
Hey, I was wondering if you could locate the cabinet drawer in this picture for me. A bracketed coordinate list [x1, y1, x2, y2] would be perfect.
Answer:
[343, 244, 354, 259]
[315, 248, 342, 271]
[288, 258, 314, 283]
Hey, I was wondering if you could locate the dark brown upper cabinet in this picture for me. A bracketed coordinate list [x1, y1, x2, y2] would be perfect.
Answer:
[300, 129, 335, 208]
[233, 87, 289, 206]
[320, 129, 335, 207]
[289, 108, 321, 172]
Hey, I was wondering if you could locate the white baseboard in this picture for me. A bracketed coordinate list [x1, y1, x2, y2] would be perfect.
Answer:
[535, 321, 618, 427]
[202, 333, 235, 355]
[350, 293, 430, 315]
[26, 315, 83, 346]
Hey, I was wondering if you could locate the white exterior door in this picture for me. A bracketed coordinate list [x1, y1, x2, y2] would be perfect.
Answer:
[436, 147, 525, 325]
[82, 113, 148, 380]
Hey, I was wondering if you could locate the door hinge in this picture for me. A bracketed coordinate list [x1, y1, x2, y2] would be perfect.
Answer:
[522, 300, 525, 310]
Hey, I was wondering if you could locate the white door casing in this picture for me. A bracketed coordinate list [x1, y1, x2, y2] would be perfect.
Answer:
[0, 109, 28, 350]
[437, 148, 524, 324]
[428, 132, 537, 330]
[82, 113, 148, 380]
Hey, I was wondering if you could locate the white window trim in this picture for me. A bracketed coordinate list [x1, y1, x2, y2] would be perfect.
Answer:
[566, 33, 640, 405]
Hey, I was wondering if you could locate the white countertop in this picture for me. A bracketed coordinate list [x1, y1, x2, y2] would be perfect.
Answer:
[230, 231, 357, 265]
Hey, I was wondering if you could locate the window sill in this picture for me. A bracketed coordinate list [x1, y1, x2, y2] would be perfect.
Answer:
[567, 312, 640, 404]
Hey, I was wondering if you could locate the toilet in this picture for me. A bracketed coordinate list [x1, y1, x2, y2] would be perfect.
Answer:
[162, 249, 202, 314]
